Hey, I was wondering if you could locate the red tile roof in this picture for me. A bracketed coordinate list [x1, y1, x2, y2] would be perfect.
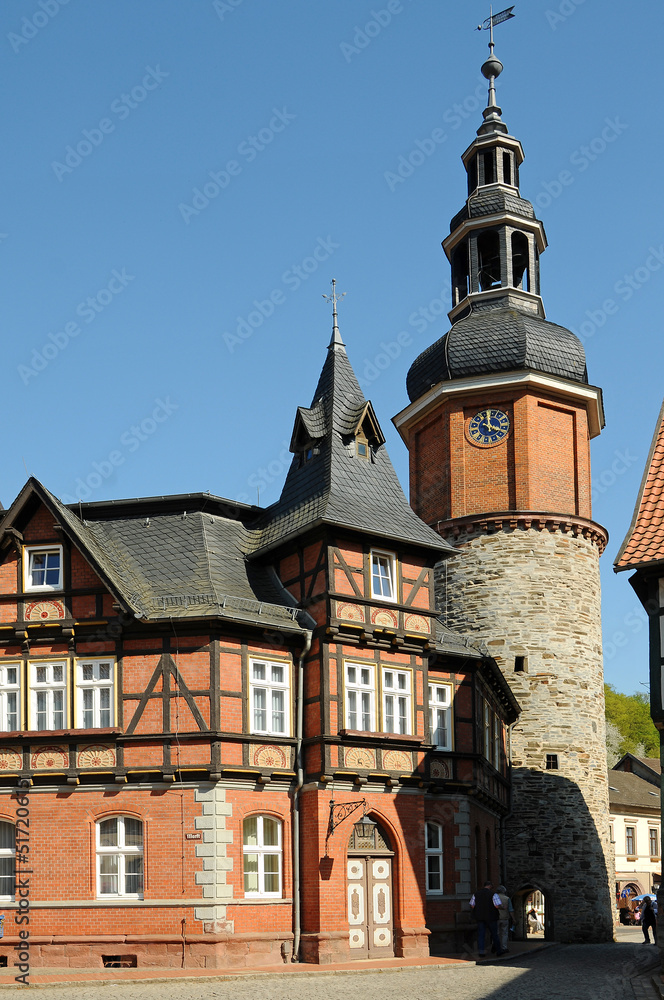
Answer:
[615, 401, 664, 571]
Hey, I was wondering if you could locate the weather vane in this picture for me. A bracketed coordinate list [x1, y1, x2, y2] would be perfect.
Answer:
[322, 278, 346, 333]
[476, 6, 515, 114]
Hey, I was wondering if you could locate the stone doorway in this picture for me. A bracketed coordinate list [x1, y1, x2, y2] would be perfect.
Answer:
[346, 818, 394, 959]
[513, 885, 551, 941]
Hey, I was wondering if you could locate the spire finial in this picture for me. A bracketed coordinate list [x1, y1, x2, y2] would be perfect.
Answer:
[322, 279, 346, 349]
[476, 5, 515, 124]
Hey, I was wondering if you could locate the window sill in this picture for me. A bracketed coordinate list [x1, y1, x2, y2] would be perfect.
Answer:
[0, 727, 122, 739]
[232, 898, 292, 905]
[338, 730, 424, 744]
[626, 855, 638, 862]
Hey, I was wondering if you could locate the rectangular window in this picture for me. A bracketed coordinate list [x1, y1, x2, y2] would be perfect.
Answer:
[76, 660, 114, 729]
[249, 659, 290, 736]
[492, 714, 501, 768]
[370, 550, 396, 602]
[483, 701, 491, 759]
[0, 664, 21, 732]
[29, 661, 67, 730]
[626, 826, 635, 856]
[425, 821, 444, 894]
[650, 828, 660, 858]
[428, 683, 452, 750]
[546, 754, 559, 770]
[24, 546, 62, 592]
[382, 668, 412, 735]
[345, 662, 376, 732]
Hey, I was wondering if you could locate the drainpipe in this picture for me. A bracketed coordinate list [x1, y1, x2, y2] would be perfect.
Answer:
[292, 628, 312, 962]
[500, 722, 514, 884]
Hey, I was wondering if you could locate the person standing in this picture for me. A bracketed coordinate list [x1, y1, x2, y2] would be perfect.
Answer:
[495, 884, 513, 952]
[641, 896, 657, 945]
[470, 881, 506, 958]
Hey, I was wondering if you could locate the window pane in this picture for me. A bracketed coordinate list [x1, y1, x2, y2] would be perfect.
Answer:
[397, 696, 407, 734]
[0, 856, 14, 897]
[398, 673, 406, 690]
[36, 691, 47, 730]
[347, 666, 356, 684]
[53, 665, 64, 683]
[124, 819, 142, 848]
[36, 667, 46, 684]
[82, 664, 94, 681]
[360, 669, 370, 686]
[271, 665, 284, 684]
[99, 664, 111, 680]
[427, 855, 441, 891]
[271, 690, 285, 734]
[244, 853, 258, 892]
[253, 689, 266, 731]
[53, 690, 64, 729]
[243, 816, 258, 847]
[264, 854, 279, 893]
[385, 695, 394, 733]
[252, 663, 266, 681]
[361, 692, 371, 731]
[99, 818, 118, 847]
[6, 693, 17, 731]
[426, 823, 441, 851]
[6, 668, 16, 686]
[384, 672, 393, 689]
[0, 823, 14, 850]
[263, 818, 279, 847]
[124, 855, 143, 894]
[99, 854, 118, 895]
[348, 690, 357, 730]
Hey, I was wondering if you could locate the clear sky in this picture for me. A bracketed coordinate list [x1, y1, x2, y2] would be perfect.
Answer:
[0, 1, 659, 696]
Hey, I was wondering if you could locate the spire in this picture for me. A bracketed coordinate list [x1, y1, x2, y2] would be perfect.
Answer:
[478, 6, 508, 135]
[322, 279, 346, 350]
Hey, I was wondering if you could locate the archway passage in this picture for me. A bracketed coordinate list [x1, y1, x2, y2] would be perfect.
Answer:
[346, 818, 394, 959]
[512, 885, 551, 941]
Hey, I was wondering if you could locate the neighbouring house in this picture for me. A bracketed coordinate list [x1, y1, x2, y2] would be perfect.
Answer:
[609, 754, 661, 897]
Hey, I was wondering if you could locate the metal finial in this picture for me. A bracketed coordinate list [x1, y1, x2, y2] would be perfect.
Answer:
[477, 5, 514, 114]
[322, 279, 346, 348]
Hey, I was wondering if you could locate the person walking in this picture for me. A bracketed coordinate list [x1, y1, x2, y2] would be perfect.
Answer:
[470, 881, 506, 958]
[495, 884, 513, 952]
[641, 896, 657, 945]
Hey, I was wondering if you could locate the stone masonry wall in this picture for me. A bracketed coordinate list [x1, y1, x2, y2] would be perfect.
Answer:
[435, 525, 615, 942]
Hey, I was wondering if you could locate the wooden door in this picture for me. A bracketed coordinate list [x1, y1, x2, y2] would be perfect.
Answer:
[347, 855, 393, 958]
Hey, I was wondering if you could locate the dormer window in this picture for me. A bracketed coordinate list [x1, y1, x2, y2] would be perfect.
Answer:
[355, 433, 369, 460]
[371, 549, 396, 602]
[300, 446, 315, 466]
[24, 546, 62, 592]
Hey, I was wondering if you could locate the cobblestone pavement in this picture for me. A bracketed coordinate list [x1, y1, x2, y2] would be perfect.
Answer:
[6, 941, 660, 1000]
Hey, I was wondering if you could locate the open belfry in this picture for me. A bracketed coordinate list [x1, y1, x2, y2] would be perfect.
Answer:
[393, 25, 615, 941]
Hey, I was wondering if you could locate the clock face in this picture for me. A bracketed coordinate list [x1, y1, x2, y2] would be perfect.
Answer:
[468, 408, 510, 446]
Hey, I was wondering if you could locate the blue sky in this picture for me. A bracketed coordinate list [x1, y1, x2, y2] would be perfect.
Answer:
[0, 1, 659, 696]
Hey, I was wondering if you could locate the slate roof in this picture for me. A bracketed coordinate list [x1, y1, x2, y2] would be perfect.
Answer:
[250, 334, 457, 558]
[450, 189, 536, 231]
[0, 480, 310, 631]
[607, 769, 661, 812]
[615, 400, 664, 571]
[406, 303, 588, 403]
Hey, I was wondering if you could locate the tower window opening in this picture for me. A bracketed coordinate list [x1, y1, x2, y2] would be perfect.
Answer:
[478, 231, 501, 290]
[452, 242, 470, 306]
[545, 754, 559, 770]
[514, 656, 527, 673]
[502, 152, 512, 187]
[482, 150, 495, 185]
[468, 155, 478, 195]
[511, 232, 530, 291]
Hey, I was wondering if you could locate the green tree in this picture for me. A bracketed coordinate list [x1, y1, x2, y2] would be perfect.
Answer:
[604, 684, 659, 759]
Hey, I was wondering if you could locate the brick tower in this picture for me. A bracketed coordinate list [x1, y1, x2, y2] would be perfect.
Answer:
[393, 40, 614, 941]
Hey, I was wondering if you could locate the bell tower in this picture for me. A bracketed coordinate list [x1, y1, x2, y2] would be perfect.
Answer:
[393, 32, 614, 942]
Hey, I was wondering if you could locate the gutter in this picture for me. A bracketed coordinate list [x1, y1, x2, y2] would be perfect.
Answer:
[292, 628, 312, 962]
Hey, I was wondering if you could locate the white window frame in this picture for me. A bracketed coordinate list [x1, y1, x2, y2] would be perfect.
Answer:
[96, 816, 144, 899]
[370, 549, 397, 602]
[24, 545, 62, 592]
[0, 663, 21, 733]
[625, 826, 636, 857]
[344, 662, 376, 732]
[76, 659, 115, 729]
[425, 821, 444, 895]
[429, 682, 453, 750]
[381, 667, 412, 735]
[249, 659, 291, 737]
[29, 660, 67, 731]
[243, 815, 282, 898]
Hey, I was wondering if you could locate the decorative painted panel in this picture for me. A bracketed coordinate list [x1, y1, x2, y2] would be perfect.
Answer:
[25, 600, 65, 622]
[347, 859, 363, 880]
[336, 602, 364, 623]
[343, 746, 376, 770]
[348, 882, 365, 925]
[373, 927, 391, 948]
[430, 759, 451, 779]
[77, 744, 116, 768]
[372, 859, 390, 881]
[349, 928, 365, 949]
[31, 745, 69, 770]
[404, 613, 429, 634]
[249, 744, 291, 768]
[382, 749, 412, 772]
[370, 608, 398, 628]
[0, 749, 22, 772]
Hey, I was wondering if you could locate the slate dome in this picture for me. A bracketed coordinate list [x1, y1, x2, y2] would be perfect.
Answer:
[406, 306, 588, 403]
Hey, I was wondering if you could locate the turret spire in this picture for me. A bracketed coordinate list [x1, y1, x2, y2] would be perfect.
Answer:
[476, 5, 514, 134]
[322, 278, 346, 350]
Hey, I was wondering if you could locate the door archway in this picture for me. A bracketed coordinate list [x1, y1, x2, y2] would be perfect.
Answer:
[512, 884, 551, 941]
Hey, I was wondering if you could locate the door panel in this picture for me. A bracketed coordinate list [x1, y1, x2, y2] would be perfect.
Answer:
[347, 855, 394, 959]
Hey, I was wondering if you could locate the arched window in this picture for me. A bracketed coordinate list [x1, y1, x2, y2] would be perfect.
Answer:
[96, 816, 143, 898]
[511, 232, 530, 291]
[243, 815, 282, 897]
[452, 243, 470, 306]
[477, 231, 501, 290]
[425, 821, 444, 894]
[0, 821, 15, 899]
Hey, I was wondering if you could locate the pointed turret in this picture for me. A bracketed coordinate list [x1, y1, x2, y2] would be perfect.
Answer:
[250, 315, 457, 559]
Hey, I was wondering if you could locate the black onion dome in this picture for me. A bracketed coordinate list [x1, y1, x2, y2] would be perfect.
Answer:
[406, 307, 588, 403]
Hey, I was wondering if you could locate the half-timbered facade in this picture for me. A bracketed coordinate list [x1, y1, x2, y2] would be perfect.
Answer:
[0, 325, 518, 969]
